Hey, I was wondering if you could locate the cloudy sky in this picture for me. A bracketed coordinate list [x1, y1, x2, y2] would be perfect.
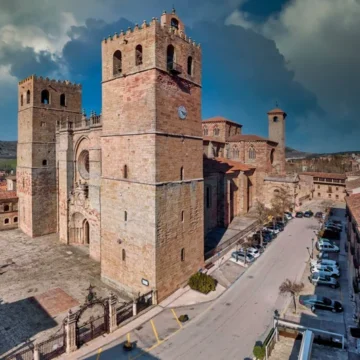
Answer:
[0, 0, 358, 152]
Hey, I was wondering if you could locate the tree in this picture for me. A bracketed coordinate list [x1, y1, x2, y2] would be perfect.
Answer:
[240, 239, 253, 265]
[279, 279, 304, 314]
[253, 200, 269, 246]
[271, 186, 293, 223]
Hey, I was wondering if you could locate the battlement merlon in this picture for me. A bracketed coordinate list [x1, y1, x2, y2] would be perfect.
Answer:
[102, 10, 200, 48]
[18, 75, 82, 89]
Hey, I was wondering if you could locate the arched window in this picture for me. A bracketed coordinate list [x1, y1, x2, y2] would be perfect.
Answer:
[180, 167, 184, 180]
[171, 18, 179, 29]
[233, 146, 239, 159]
[274, 189, 280, 195]
[124, 165, 128, 179]
[249, 147, 256, 160]
[41, 89, 50, 104]
[124, 211, 127, 222]
[20, 95, 23, 106]
[122, 249, 126, 261]
[4, 218, 9, 225]
[113, 50, 122, 75]
[187, 56, 193, 76]
[14, 217, 18, 223]
[4, 205, 9, 212]
[26, 90, 31, 104]
[167, 44, 175, 69]
[60, 94, 66, 107]
[181, 248, 185, 261]
[135, 45, 143, 66]
[203, 127, 208, 136]
[270, 149, 275, 164]
[42, 159, 47, 166]
[213, 126, 220, 136]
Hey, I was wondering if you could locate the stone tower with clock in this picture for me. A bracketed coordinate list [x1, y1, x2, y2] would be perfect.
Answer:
[100, 10, 204, 301]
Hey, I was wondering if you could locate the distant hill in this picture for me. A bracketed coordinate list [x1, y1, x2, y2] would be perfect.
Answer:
[285, 147, 313, 159]
[0, 141, 16, 159]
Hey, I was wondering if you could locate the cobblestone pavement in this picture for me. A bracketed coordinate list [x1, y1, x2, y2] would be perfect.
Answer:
[0, 229, 130, 357]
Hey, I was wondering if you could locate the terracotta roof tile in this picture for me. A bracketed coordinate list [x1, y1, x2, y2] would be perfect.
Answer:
[346, 193, 360, 225]
[202, 117, 242, 127]
[300, 172, 347, 180]
[0, 190, 17, 200]
[267, 108, 286, 115]
[204, 157, 255, 175]
[346, 178, 360, 191]
[203, 136, 226, 144]
[227, 134, 277, 144]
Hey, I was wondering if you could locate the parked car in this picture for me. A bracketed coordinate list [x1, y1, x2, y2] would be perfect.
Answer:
[252, 244, 265, 253]
[310, 265, 340, 277]
[295, 212, 303, 218]
[304, 210, 314, 218]
[317, 251, 330, 260]
[299, 295, 343, 313]
[231, 251, 255, 263]
[310, 258, 339, 268]
[284, 212, 293, 220]
[316, 241, 340, 253]
[239, 247, 260, 259]
[315, 212, 323, 218]
[325, 221, 342, 230]
[263, 225, 280, 234]
[308, 273, 339, 288]
[325, 225, 341, 233]
[253, 232, 273, 244]
[322, 229, 341, 240]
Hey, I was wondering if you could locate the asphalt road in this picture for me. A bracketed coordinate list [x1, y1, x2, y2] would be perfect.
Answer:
[148, 217, 317, 360]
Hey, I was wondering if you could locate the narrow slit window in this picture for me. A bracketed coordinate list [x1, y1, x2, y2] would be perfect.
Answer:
[181, 248, 185, 261]
[135, 45, 143, 65]
[26, 90, 31, 104]
[113, 50, 122, 75]
[21, 95, 23, 106]
[180, 167, 184, 180]
[187, 56, 193, 76]
[181, 211, 184, 222]
[124, 211, 128, 222]
[60, 94, 66, 106]
[122, 249, 126, 261]
[124, 165, 128, 179]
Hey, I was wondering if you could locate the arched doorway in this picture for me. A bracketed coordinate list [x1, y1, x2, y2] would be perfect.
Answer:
[84, 220, 90, 245]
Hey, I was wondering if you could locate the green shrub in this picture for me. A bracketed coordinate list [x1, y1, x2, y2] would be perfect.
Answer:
[188, 272, 217, 294]
[178, 314, 189, 322]
[253, 345, 265, 359]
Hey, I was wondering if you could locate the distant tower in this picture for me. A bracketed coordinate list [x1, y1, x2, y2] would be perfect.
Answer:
[17, 76, 82, 237]
[100, 11, 204, 301]
[268, 107, 287, 174]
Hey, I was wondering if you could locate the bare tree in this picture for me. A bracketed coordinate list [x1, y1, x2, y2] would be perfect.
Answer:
[279, 279, 304, 314]
[253, 200, 269, 246]
[271, 186, 293, 223]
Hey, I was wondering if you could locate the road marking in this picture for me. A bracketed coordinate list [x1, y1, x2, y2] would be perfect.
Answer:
[171, 308, 183, 328]
[96, 347, 102, 360]
[150, 319, 161, 344]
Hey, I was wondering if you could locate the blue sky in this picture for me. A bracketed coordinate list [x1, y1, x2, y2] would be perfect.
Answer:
[0, 0, 359, 153]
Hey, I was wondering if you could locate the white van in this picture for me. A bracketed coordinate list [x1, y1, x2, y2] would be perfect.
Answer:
[310, 259, 339, 268]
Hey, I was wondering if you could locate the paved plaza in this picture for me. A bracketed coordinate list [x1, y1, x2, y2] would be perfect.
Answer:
[0, 229, 130, 357]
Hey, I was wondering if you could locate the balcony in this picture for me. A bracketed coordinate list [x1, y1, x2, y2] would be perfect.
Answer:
[167, 61, 182, 75]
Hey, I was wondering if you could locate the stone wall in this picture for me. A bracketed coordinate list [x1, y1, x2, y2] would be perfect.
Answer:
[0, 197, 18, 231]
[313, 182, 346, 202]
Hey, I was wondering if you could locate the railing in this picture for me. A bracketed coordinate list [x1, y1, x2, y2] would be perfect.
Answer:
[38, 331, 65, 360]
[5, 347, 34, 360]
[116, 301, 133, 326]
[264, 327, 277, 360]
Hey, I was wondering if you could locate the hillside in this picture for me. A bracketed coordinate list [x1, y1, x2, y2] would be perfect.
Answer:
[285, 147, 313, 159]
[0, 141, 17, 159]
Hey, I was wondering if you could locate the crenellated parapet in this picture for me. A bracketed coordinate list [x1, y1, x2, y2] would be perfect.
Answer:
[102, 9, 200, 48]
[18, 74, 81, 88]
[56, 111, 102, 132]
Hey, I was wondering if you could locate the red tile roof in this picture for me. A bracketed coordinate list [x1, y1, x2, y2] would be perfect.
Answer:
[204, 157, 255, 175]
[227, 134, 277, 144]
[0, 190, 17, 200]
[203, 136, 226, 144]
[346, 193, 360, 224]
[202, 117, 242, 127]
[300, 172, 347, 180]
[346, 178, 360, 191]
[267, 108, 286, 115]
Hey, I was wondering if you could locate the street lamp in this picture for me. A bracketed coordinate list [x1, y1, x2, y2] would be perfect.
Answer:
[311, 238, 314, 259]
[306, 246, 311, 259]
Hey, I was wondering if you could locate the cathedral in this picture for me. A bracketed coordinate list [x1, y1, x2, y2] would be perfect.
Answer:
[16, 10, 302, 301]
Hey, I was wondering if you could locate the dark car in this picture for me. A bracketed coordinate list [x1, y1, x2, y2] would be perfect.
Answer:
[322, 229, 341, 240]
[253, 244, 265, 253]
[295, 212, 303, 218]
[315, 212, 323, 218]
[299, 295, 343, 313]
[304, 211, 314, 218]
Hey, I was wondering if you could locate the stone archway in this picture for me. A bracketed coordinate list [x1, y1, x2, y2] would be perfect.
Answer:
[69, 212, 90, 245]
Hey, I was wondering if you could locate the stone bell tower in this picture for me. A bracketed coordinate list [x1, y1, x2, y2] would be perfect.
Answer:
[100, 9, 204, 301]
[268, 107, 287, 175]
[17, 75, 82, 237]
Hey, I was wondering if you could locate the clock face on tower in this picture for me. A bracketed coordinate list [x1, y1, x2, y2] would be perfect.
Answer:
[178, 106, 187, 120]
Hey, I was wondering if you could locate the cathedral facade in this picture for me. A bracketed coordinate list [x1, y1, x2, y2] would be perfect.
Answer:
[16, 10, 300, 301]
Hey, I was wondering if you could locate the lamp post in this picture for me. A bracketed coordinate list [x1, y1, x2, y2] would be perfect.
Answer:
[306, 246, 311, 259]
[311, 238, 314, 259]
